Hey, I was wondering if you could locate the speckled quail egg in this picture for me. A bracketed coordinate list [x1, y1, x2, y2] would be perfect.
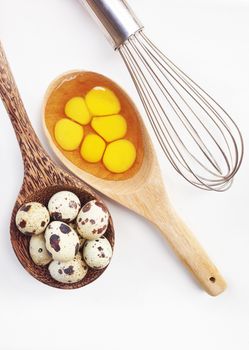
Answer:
[48, 254, 88, 284]
[29, 234, 52, 266]
[69, 222, 85, 249]
[15, 202, 50, 235]
[48, 191, 81, 222]
[77, 200, 109, 240]
[45, 221, 80, 262]
[83, 237, 112, 269]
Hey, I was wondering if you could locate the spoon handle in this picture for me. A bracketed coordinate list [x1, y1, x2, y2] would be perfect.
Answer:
[0, 41, 45, 163]
[154, 207, 226, 296]
[143, 191, 226, 296]
[124, 170, 226, 295]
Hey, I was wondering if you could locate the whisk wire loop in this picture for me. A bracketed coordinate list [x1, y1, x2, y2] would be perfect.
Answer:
[119, 31, 243, 191]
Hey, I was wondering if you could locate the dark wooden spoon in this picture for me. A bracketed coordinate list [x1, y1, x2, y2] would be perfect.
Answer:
[0, 41, 114, 289]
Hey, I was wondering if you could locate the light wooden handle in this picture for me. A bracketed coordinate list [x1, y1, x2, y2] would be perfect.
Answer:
[149, 207, 226, 296]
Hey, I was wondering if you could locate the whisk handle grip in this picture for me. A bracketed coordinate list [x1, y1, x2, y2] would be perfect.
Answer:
[151, 207, 227, 296]
[79, 0, 143, 48]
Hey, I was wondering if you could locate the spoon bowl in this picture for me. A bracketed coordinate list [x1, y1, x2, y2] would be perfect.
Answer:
[0, 43, 114, 289]
[43, 70, 227, 296]
[11, 183, 114, 290]
[43, 70, 144, 181]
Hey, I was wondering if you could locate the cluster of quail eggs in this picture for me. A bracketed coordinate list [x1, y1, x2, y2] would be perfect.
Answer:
[15, 191, 113, 284]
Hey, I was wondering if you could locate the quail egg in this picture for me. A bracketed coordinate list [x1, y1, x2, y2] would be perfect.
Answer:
[48, 254, 88, 284]
[15, 202, 50, 235]
[48, 191, 81, 222]
[29, 234, 52, 266]
[83, 237, 112, 269]
[77, 200, 109, 240]
[45, 221, 80, 262]
[69, 222, 85, 249]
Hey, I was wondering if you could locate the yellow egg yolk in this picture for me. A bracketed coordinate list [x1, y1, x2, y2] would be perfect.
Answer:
[85, 87, 121, 116]
[80, 134, 106, 163]
[53, 85, 138, 175]
[91, 114, 127, 142]
[65, 97, 91, 125]
[54, 118, 84, 151]
[103, 139, 136, 173]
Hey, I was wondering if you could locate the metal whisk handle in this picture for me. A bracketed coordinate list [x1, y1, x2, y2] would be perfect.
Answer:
[80, 0, 143, 49]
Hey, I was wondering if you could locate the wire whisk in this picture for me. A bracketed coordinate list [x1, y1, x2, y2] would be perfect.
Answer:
[119, 31, 243, 190]
[80, 0, 244, 191]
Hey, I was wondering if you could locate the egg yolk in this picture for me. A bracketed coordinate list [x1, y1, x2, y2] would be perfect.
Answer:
[53, 86, 138, 175]
[91, 114, 127, 142]
[80, 134, 106, 163]
[85, 87, 121, 116]
[65, 97, 91, 125]
[103, 139, 136, 173]
[54, 118, 84, 151]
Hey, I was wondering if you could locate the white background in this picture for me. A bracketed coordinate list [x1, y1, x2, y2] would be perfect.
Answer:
[0, 0, 248, 349]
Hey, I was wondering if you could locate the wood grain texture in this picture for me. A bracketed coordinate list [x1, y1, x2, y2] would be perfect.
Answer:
[0, 42, 114, 289]
[43, 71, 227, 296]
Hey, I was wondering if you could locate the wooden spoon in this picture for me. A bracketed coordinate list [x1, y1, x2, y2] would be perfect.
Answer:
[43, 71, 227, 296]
[0, 43, 114, 289]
